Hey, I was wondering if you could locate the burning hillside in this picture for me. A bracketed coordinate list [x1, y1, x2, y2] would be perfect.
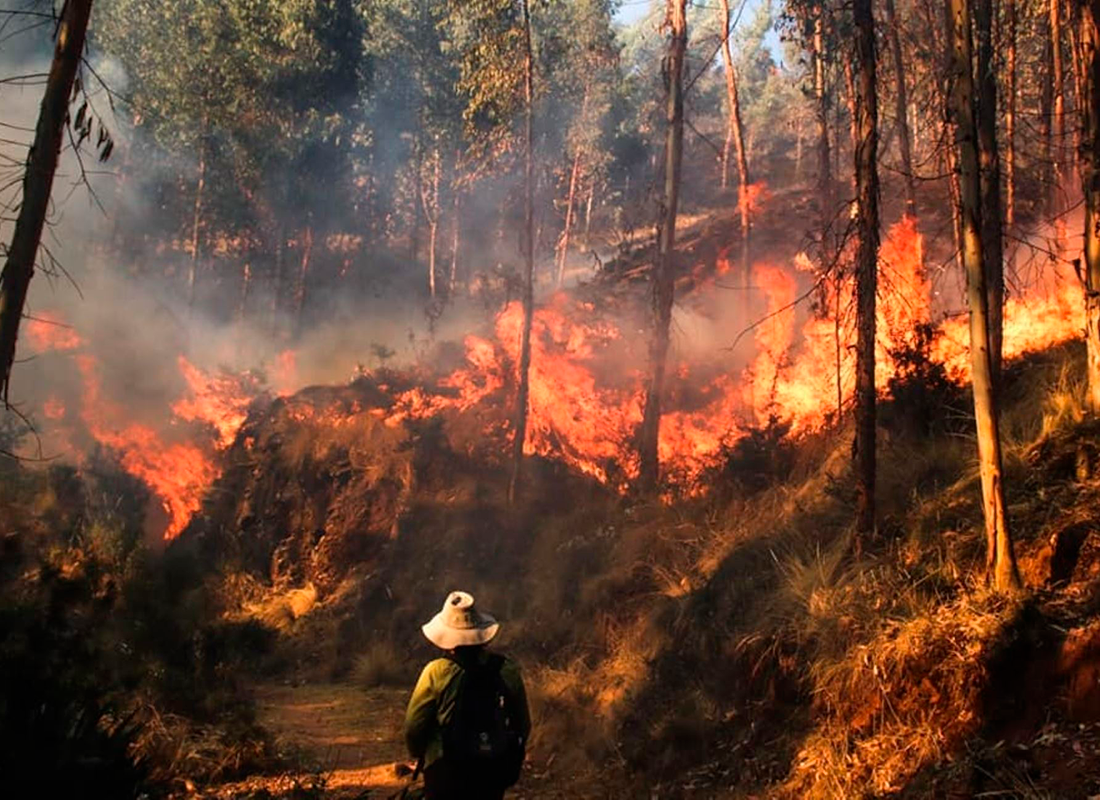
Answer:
[20, 214, 1086, 548]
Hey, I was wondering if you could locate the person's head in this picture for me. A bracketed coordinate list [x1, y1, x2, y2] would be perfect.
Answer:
[421, 591, 499, 651]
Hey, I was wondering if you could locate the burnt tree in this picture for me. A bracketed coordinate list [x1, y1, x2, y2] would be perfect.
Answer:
[853, 0, 879, 546]
[638, 0, 687, 492]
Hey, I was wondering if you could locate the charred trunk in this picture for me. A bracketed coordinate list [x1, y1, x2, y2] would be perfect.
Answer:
[1006, 0, 1017, 225]
[853, 0, 880, 547]
[976, 0, 1004, 386]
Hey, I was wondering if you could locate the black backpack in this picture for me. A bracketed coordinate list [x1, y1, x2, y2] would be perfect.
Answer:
[440, 654, 525, 789]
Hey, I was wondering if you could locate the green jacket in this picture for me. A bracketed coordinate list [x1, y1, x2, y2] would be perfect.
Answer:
[404, 650, 531, 769]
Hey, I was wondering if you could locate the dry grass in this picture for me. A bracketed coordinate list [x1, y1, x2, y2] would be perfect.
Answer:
[352, 640, 409, 688]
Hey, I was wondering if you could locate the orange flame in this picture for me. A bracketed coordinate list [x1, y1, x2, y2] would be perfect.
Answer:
[77, 355, 220, 540]
[171, 356, 252, 449]
[26, 311, 84, 352]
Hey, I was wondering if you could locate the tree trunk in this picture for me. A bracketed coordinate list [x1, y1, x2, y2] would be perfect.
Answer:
[884, 0, 917, 217]
[719, 0, 751, 279]
[844, 59, 860, 184]
[1054, 0, 1068, 234]
[813, 6, 835, 262]
[976, 0, 1004, 387]
[638, 0, 688, 492]
[556, 83, 587, 290]
[853, 0, 880, 548]
[294, 223, 314, 330]
[719, 0, 751, 254]
[450, 189, 461, 295]
[508, 0, 536, 505]
[187, 132, 207, 312]
[411, 145, 422, 263]
[420, 150, 440, 299]
[584, 182, 594, 246]
[949, 0, 1020, 592]
[271, 222, 286, 335]
[1078, 0, 1100, 413]
[1071, 4, 1085, 186]
[238, 261, 252, 323]
[0, 0, 94, 403]
[1006, 0, 1017, 225]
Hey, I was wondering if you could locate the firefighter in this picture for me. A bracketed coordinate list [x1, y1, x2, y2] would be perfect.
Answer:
[404, 591, 531, 800]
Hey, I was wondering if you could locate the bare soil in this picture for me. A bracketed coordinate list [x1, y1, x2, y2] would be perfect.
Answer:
[202, 683, 584, 800]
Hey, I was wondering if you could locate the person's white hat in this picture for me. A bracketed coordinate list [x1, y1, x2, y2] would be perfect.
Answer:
[421, 591, 500, 649]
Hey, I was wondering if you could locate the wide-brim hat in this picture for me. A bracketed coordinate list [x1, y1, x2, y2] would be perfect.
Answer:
[422, 591, 500, 649]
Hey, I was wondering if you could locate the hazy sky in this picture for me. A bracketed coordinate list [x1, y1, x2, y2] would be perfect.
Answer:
[615, 0, 784, 65]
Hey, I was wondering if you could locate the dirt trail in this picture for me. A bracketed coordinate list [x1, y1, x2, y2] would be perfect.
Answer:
[206, 683, 409, 798]
[208, 683, 575, 800]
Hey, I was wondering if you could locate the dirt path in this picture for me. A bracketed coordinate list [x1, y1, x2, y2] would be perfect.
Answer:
[207, 683, 578, 800]
[206, 683, 409, 798]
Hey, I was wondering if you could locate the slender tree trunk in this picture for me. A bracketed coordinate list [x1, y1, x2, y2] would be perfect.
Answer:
[719, 0, 751, 278]
[584, 182, 594, 246]
[238, 261, 252, 323]
[844, 59, 860, 184]
[853, 0, 880, 548]
[294, 223, 314, 330]
[1078, 0, 1100, 413]
[976, 0, 1004, 387]
[556, 83, 587, 290]
[813, 6, 835, 262]
[719, 0, 751, 228]
[410, 145, 422, 263]
[187, 132, 207, 312]
[271, 222, 286, 335]
[884, 0, 917, 217]
[420, 150, 440, 299]
[450, 190, 460, 295]
[638, 0, 688, 492]
[1006, 0, 1017, 225]
[556, 153, 581, 289]
[1071, 5, 1085, 186]
[949, 0, 1021, 592]
[0, 0, 94, 402]
[1054, 0, 1068, 235]
[509, 0, 536, 505]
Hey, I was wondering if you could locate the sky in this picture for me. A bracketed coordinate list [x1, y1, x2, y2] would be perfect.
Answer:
[614, 0, 784, 65]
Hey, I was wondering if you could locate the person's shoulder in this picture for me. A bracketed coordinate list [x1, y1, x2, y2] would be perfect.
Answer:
[414, 656, 458, 685]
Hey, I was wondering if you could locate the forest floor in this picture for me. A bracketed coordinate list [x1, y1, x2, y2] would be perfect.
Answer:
[202, 683, 581, 800]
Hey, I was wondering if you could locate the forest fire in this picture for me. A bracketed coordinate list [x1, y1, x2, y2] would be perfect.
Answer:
[27, 311, 258, 540]
[26, 216, 1089, 535]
